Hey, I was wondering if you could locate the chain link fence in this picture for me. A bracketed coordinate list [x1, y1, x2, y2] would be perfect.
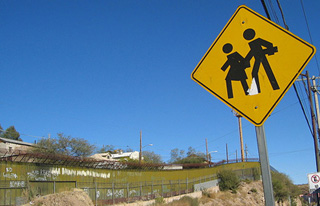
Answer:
[0, 167, 259, 206]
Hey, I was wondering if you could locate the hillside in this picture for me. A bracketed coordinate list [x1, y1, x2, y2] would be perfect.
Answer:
[164, 181, 303, 206]
[22, 181, 304, 206]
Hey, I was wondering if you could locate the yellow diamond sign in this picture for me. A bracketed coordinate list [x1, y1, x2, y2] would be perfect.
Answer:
[191, 5, 316, 126]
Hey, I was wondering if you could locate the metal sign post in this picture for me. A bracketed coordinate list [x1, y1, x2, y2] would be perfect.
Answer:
[256, 125, 275, 206]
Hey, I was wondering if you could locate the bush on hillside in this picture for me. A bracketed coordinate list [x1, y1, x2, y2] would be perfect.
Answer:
[217, 170, 240, 192]
[272, 171, 300, 204]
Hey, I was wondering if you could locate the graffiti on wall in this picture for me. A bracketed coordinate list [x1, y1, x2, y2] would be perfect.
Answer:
[3, 167, 110, 181]
[3, 167, 18, 179]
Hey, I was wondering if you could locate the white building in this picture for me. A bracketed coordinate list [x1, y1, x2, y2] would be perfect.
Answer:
[0, 137, 35, 156]
[90, 151, 141, 161]
[111, 151, 140, 160]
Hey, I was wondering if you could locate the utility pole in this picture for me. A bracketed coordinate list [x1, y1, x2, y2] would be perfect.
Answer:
[139, 130, 142, 164]
[245, 144, 248, 162]
[236, 113, 245, 162]
[236, 150, 238, 163]
[312, 76, 320, 138]
[226, 143, 229, 164]
[206, 138, 209, 163]
[303, 71, 320, 172]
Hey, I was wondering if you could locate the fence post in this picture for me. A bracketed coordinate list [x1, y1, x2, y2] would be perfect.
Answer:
[169, 180, 172, 197]
[95, 182, 97, 206]
[186, 178, 188, 194]
[112, 182, 115, 205]
[53, 181, 56, 194]
[161, 180, 164, 197]
[140, 182, 142, 200]
[151, 181, 153, 198]
[178, 180, 181, 196]
[127, 183, 130, 204]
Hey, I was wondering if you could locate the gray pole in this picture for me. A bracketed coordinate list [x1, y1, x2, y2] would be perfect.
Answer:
[255, 125, 275, 206]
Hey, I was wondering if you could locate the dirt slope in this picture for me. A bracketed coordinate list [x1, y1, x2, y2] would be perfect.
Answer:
[199, 181, 264, 206]
[199, 181, 302, 206]
[22, 189, 94, 206]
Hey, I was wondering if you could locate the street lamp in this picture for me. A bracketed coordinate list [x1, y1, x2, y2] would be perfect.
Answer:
[143, 144, 153, 148]
[139, 144, 153, 163]
[208, 151, 218, 163]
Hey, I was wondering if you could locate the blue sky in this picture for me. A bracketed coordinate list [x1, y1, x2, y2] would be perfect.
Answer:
[0, 0, 319, 184]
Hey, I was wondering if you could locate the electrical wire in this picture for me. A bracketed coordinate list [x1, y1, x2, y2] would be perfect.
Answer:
[293, 83, 313, 134]
[267, 0, 280, 24]
[273, 0, 313, 135]
[299, 0, 320, 76]
[275, 0, 289, 30]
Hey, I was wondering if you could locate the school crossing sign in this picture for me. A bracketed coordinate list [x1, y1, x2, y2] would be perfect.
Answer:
[191, 5, 316, 126]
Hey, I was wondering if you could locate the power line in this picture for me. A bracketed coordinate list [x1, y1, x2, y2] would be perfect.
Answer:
[272, 0, 313, 135]
[299, 0, 320, 76]
[269, 148, 312, 157]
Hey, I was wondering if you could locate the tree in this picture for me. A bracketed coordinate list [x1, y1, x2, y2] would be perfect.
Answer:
[170, 147, 206, 164]
[142, 151, 163, 164]
[175, 152, 206, 164]
[35, 137, 59, 155]
[34, 133, 96, 157]
[97, 145, 115, 153]
[0, 124, 3, 137]
[187, 147, 196, 156]
[125, 147, 133, 152]
[2, 126, 22, 141]
[170, 148, 185, 163]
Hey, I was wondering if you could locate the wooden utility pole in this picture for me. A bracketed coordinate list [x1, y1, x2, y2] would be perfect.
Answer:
[139, 130, 142, 164]
[236, 150, 238, 162]
[245, 144, 248, 161]
[312, 76, 320, 140]
[304, 71, 320, 172]
[233, 110, 245, 162]
[206, 138, 209, 162]
[236, 113, 245, 162]
[226, 143, 229, 163]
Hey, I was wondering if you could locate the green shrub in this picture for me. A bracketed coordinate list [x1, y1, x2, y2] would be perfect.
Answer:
[252, 168, 260, 180]
[155, 196, 165, 205]
[217, 170, 240, 192]
[179, 196, 199, 206]
[250, 188, 257, 193]
[272, 171, 300, 204]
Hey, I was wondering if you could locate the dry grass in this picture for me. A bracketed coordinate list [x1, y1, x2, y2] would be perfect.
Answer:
[199, 181, 264, 206]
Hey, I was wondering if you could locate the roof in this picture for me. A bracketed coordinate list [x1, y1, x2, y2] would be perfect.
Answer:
[0, 137, 35, 147]
[111, 152, 138, 159]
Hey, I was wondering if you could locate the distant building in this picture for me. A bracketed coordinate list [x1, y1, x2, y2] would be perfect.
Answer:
[90, 152, 113, 161]
[0, 137, 35, 156]
[162, 164, 183, 170]
[111, 151, 140, 161]
[90, 151, 141, 161]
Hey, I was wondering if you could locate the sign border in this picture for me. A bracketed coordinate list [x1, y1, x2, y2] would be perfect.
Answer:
[191, 5, 316, 126]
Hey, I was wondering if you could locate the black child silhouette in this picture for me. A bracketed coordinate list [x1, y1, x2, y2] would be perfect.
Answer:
[221, 43, 250, 99]
[244, 28, 280, 93]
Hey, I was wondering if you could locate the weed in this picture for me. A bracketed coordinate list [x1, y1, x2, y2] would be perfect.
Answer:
[155, 196, 165, 205]
[250, 188, 257, 193]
